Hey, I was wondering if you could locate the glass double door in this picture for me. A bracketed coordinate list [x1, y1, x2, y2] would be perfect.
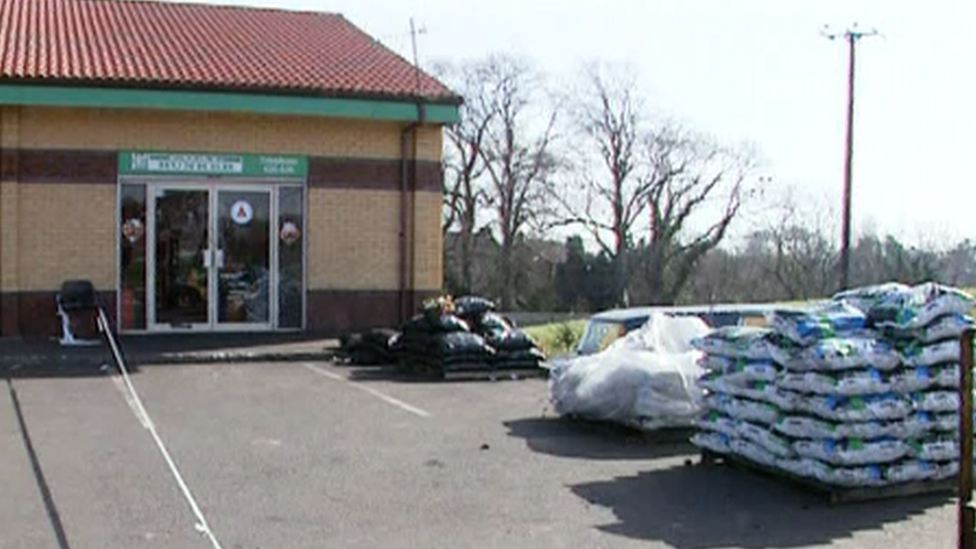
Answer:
[149, 185, 274, 331]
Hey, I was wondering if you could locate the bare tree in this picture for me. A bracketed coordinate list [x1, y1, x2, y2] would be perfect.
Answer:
[751, 192, 839, 300]
[639, 125, 756, 304]
[476, 55, 560, 310]
[551, 64, 643, 307]
[438, 61, 496, 293]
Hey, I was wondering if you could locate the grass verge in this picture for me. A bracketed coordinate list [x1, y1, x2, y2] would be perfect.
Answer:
[523, 319, 586, 358]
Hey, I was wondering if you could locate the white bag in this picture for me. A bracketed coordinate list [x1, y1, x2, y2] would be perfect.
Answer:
[908, 437, 959, 462]
[836, 421, 894, 440]
[698, 411, 741, 438]
[873, 283, 975, 331]
[890, 368, 937, 393]
[911, 391, 960, 413]
[827, 465, 886, 487]
[704, 394, 779, 425]
[729, 438, 778, 467]
[796, 394, 912, 423]
[737, 421, 794, 457]
[932, 364, 961, 388]
[778, 372, 839, 394]
[768, 302, 867, 346]
[936, 461, 960, 480]
[906, 313, 974, 343]
[793, 438, 909, 466]
[885, 460, 938, 483]
[706, 360, 779, 384]
[782, 338, 900, 373]
[778, 369, 891, 396]
[691, 431, 732, 454]
[833, 283, 911, 314]
[773, 415, 840, 440]
[691, 327, 773, 360]
[903, 340, 961, 367]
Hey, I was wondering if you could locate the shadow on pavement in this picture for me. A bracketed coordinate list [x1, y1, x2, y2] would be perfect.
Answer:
[0, 332, 336, 378]
[570, 464, 950, 548]
[504, 417, 697, 460]
[6, 378, 72, 548]
[0, 348, 121, 379]
[343, 364, 435, 384]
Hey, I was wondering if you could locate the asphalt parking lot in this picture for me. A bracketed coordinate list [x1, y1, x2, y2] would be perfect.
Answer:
[1, 360, 959, 549]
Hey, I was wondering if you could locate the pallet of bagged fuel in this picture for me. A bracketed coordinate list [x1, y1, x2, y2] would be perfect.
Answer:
[393, 296, 495, 378]
[693, 284, 973, 499]
[842, 283, 974, 484]
[691, 325, 790, 463]
[453, 296, 547, 376]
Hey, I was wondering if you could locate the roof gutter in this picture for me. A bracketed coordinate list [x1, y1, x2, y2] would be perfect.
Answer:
[0, 83, 460, 123]
[399, 101, 427, 323]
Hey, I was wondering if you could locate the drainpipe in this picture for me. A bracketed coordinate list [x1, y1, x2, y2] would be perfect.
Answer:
[399, 101, 426, 322]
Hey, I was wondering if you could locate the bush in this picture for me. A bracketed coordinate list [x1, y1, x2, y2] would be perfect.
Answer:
[524, 320, 586, 357]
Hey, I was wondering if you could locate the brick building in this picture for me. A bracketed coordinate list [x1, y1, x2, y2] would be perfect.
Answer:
[0, 0, 459, 337]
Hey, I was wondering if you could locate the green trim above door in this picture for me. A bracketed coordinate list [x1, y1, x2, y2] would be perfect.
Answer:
[119, 151, 308, 178]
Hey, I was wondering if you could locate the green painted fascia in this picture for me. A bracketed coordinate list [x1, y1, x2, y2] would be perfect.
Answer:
[0, 84, 459, 123]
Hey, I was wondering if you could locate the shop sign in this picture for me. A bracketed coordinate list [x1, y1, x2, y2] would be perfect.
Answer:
[119, 151, 308, 177]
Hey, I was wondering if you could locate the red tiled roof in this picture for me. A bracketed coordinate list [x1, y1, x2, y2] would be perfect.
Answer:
[0, 0, 458, 102]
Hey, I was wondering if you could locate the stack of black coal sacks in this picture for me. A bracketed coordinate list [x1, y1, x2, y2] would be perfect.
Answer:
[393, 296, 546, 378]
[394, 297, 496, 377]
[454, 296, 547, 372]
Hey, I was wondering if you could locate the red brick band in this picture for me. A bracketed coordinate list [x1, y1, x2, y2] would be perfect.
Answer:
[1, 289, 440, 338]
[0, 148, 442, 193]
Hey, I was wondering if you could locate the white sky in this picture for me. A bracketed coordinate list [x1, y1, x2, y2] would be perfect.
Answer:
[163, 0, 975, 246]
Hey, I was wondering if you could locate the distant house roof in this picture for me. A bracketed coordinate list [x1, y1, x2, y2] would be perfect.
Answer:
[0, 0, 459, 104]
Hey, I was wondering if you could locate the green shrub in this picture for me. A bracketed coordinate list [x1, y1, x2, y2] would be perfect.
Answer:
[524, 320, 586, 358]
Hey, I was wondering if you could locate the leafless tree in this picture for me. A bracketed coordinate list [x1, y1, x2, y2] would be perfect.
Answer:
[551, 64, 643, 306]
[751, 191, 838, 300]
[476, 55, 560, 310]
[438, 61, 497, 293]
[639, 125, 757, 304]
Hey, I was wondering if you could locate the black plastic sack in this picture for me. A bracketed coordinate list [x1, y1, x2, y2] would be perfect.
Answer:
[454, 296, 497, 320]
[476, 312, 512, 338]
[436, 331, 494, 357]
[337, 329, 398, 365]
[494, 347, 546, 361]
[401, 313, 470, 334]
[488, 330, 536, 352]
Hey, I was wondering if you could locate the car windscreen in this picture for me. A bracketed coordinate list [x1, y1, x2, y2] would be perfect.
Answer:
[576, 319, 632, 355]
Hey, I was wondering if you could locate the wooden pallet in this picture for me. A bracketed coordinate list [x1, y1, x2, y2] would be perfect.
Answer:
[442, 367, 548, 381]
[699, 450, 957, 505]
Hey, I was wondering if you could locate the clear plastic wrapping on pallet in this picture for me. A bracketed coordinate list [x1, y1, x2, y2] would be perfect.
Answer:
[549, 313, 711, 428]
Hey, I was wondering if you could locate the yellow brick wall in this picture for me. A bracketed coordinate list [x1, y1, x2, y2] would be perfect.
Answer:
[0, 107, 20, 293]
[18, 107, 443, 162]
[307, 188, 441, 291]
[410, 192, 444, 292]
[1, 105, 444, 297]
[15, 183, 116, 291]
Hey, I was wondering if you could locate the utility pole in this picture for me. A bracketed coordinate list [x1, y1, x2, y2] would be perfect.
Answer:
[823, 24, 878, 291]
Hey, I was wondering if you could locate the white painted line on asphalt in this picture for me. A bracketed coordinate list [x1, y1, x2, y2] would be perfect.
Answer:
[300, 363, 431, 418]
[111, 373, 152, 430]
[98, 311, 224, 549]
